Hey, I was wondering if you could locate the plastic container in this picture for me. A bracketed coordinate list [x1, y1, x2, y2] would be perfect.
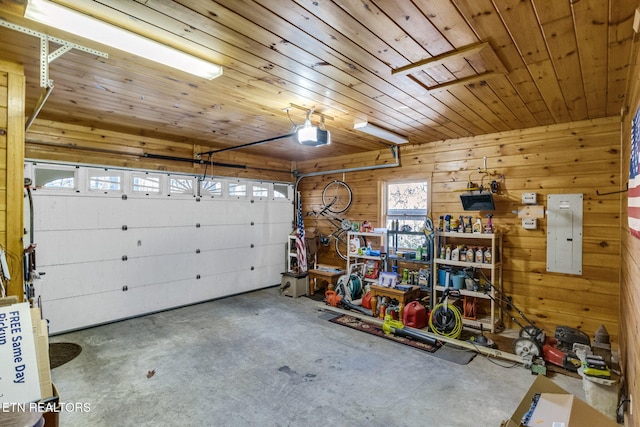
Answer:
[349, 237, 360, 254]
[403, 300, 427, 329]
[484, 247, 492, 264]
[451, 272, 465, 290]
[465, 277, 475, 290]
[438, 268, 451, 287]
[361, 291, 372, 309]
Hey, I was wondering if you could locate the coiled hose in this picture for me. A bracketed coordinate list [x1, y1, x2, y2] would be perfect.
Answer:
[429, 302, 463, 339]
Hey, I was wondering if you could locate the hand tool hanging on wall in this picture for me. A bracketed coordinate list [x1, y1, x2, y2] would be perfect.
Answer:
[23, 178, 40, 306]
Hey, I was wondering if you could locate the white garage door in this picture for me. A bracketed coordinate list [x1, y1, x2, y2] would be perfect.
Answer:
[26, 162, 293, 334]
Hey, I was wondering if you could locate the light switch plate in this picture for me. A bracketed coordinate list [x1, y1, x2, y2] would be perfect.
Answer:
[522, 218, 537, 229]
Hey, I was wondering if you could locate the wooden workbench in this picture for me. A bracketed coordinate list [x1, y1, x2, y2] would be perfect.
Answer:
[308, 266, 344, 296]
[369, 284, 421, 306]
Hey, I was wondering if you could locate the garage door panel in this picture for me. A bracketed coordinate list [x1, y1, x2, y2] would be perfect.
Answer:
[38, 260, 124, 301]
[35, 229, 123, 265]
[124, 253, 199, 286]
[29, 165, 292, 333]
[123, 197, 196, 228]
[123, 227, 200, 256]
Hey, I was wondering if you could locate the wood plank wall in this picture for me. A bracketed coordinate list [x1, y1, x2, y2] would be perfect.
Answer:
[619, 26, 640, 425]
[0, 60, 25, 299]
[25, 120, 293, 183]
[297, 117, 622, 347]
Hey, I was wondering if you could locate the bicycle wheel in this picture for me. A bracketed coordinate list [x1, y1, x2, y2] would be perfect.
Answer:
[322, 180, 352, 213]
[334, 229, 349, 261]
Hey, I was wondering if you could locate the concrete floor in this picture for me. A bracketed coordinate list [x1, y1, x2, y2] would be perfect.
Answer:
[49, 287, 585, 427]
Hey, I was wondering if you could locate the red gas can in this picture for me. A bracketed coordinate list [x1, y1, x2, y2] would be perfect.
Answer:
[403, 301, 427, 329]
[361, 291, 372, 309]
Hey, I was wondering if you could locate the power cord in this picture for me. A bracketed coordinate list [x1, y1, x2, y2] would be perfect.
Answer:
[429, 301, 463, 339]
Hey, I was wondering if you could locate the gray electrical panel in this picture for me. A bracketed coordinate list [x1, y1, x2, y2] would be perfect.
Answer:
[546, 194, 583, 275]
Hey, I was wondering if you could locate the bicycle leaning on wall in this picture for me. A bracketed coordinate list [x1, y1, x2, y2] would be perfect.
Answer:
[307, 180, 357, 261]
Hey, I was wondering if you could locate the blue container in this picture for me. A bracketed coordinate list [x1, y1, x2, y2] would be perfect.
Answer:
[451, 272, 466, 290]
[438, 268, 451, 287]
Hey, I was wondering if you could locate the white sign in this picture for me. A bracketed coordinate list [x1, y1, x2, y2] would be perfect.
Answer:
[0, 302, 41, 403]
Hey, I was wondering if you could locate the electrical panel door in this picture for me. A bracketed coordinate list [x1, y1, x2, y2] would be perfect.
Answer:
[546, 194, 583, 275]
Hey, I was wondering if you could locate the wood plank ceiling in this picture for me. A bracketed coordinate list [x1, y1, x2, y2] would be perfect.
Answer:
[0, 0, 637, 162]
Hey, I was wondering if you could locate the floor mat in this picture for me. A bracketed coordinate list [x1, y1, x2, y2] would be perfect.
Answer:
[50, 342, 82, 369]
[329, 315, 477, 365]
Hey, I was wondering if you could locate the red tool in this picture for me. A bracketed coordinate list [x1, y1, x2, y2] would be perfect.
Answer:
[325, 290, 342, 307]
[325, 290, 372, 316]
[542, 337, 581, 371]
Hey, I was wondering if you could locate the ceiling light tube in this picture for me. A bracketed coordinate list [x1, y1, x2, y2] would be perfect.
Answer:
[24, 0, 223, 80]
[354, 119, 408, 144]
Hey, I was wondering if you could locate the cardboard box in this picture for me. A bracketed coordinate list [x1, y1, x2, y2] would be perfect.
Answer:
[0, 295, 19, 307]
[30, 309, 52, 400]
[501, 375, 618, 427]
[42, 382, 60, 427]
[0, 302, 41, 403]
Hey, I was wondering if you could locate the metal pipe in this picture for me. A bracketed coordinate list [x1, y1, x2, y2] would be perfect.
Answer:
[25, 84, 54, 131]
[294, 145, 399, 192]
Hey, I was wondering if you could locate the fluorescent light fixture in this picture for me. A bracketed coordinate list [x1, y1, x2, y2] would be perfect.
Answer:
[24, 0, 223, 80]
[295, 112, 330, 147]
[354, 119, 408, 144]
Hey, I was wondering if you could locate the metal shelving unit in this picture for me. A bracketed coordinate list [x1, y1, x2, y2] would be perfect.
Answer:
[386, 230, 434, 304]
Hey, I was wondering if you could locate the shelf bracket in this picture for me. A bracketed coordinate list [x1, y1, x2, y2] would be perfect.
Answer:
[0, 19, 108, 88]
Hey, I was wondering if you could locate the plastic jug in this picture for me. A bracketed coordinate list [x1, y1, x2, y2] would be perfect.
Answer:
[403, 301, 427, 329]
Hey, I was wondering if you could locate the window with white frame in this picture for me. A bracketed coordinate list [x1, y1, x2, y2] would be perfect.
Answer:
[252, 183, 269, 198]
[273, 183, 289, 199]
[132, 174, 161, 193]
[200, 179, 223, 196]
[88, 169, 123, 192]
[385, 180, 429, 249]
[228, 182, 247, 197]
[34, 166, 77, 190]
[169, 177, 196, 195]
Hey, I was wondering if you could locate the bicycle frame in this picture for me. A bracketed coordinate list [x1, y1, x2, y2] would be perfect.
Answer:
[308, 204, 352, 260]
[305, 180, 355, 261]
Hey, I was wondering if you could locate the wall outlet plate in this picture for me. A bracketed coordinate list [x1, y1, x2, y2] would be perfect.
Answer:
[522, 192, 537, 204]
[522, 218, 537, 230]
